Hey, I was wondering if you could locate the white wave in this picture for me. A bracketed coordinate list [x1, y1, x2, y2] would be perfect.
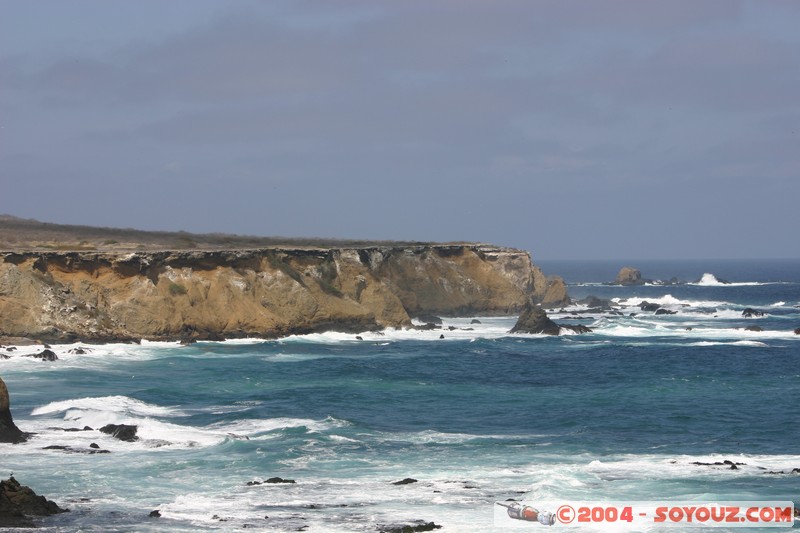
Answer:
[612, 294, 727, 308]
[689, 340, 769, 347]
[207, 416, 349, 437]
[690, 273, 768, 287]
[276, 317, 518, 345]
[31, 395, 186, 418]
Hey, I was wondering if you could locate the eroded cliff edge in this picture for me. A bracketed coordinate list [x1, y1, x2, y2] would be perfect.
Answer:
[0, 245, 567, 343]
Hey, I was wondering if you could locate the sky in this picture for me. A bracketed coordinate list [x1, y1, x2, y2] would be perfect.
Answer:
[1, 1, 798, 260]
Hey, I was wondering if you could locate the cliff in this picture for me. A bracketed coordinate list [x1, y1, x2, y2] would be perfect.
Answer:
[0, 245, 564, 343]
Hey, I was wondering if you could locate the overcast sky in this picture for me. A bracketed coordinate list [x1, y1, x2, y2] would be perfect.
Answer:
[1, 1, 798, 259]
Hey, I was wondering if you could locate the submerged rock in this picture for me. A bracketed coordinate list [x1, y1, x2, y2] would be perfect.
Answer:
[0, 377, 27, 443]
[392, 478, 418, 485]
[380, 521, 442, 533]
[742, 308, 765, 318]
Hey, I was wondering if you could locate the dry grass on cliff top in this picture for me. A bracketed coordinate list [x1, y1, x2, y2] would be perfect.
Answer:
[0, 215, 465, 252]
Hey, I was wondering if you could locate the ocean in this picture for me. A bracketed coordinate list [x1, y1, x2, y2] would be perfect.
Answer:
[2, 259, 799, 532]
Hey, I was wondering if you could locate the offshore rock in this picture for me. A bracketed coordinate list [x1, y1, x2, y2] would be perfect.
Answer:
[614, 267, 643, 286]
[0, 476, 68, 528]
[510, 305, 560, 336]
[0, 245, 560, 342]
[99, 424, 138, 442]
[0, 377, 27, 443]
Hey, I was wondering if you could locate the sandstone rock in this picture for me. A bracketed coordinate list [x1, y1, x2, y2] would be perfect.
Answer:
[540, 275, 569, 308]
[0, 377, 26, 443]
[614, 267, 643, 285]
[510, 305, 560, 336]
[0, 246, 553, 342]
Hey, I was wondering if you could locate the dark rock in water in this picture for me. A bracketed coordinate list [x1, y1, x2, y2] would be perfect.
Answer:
[655, 308, 677, 315]
[579, 296, 613, 310]
[355, 336, 363, 340]
[742, 308, 765, 318]
[692, 460, 746, 467]
[766, 468, 800, 475]
[67, 347, 91, 354]
[510, 304, 560, 336]
[561, 325, 593, 334]
[0, 377, 27, 443]
[745, 326, 763, 332]
[99, 424, 139, 442]
[439, 334, 445, 339]
[25, 349, 58, 361]
[392, 478, 418, 485]
[42, 444, 109, 454]
[640, 302, 661, 312]
[614, 267, 644, 285]
[380, 521, 442, 533]
[470, 319, 481, 324]
[149, 510, 161, 518]
[413, 323, 440, 331]
[415, 314, 442, 325]
[795, 328, 800, 335]
[0, 476, 68, 528]
[264, 477, 295, 484]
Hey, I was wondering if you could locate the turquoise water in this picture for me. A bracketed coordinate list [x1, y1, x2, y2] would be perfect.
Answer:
[2, 260, 799, 531]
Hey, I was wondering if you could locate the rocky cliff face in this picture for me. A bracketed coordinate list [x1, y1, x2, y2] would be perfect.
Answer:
[0, 245, 564, 342]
